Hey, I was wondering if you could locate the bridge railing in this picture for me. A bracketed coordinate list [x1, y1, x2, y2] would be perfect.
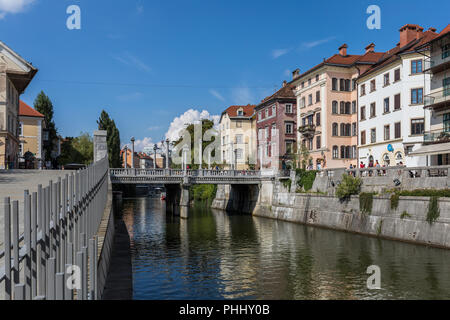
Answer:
[317, 165, 450, 179]
[109, 168, 262, 178]
[0, 157, 109, 300]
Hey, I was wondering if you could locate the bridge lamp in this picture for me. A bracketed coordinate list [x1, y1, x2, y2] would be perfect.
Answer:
[124, 145, 128, 169]
[131, 137, 135, 169]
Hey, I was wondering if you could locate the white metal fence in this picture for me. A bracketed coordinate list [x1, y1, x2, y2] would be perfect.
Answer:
[0, 157, 109, 300]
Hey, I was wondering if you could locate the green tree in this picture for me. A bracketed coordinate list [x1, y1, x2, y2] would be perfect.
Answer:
[97, 110, 121, 168]
[298, 144, 312, 169]
[34, 91, 58, 161]
[58, 133, 93, 165]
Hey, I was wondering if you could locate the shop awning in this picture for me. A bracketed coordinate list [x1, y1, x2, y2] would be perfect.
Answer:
[409, 142, 450, 156]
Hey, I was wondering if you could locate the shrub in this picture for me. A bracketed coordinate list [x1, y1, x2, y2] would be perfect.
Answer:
[360, 192, 375, 215]
[335, 174, 362, 200]
[295, 169, 317, 192]
[390, 192, 400, 210]
[191, 184, 217, 202]
[400, 211, 411, 219]
[398, 189, 450, 198]
[426, 196, 440, 225]
[281, 178, 292, 191]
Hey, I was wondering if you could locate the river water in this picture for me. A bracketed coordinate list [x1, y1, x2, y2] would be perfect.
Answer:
[121, 197, 450, 300]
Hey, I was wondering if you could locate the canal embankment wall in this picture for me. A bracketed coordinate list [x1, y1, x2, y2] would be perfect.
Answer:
[212, 182, 450, 249]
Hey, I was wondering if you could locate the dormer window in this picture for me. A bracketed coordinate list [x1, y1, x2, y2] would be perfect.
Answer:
[237, 108, 244, 116]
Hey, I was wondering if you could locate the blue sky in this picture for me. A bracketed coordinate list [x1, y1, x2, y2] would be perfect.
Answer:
[1, 0, 449, 150]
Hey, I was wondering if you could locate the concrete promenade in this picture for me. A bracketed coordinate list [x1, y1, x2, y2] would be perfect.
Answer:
[0, 170, 73, 247]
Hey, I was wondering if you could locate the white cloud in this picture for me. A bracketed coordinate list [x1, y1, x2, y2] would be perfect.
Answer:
[123, 137, 155, 152]
[111, 52, 151, 72]
[271, 48, 289, 59]
[0, 0, 35, 18]
[301, 36, 336, 49]
[231, 86, 254, 105]
[165, 109, 220, 142]
[209, 89, 225, 102]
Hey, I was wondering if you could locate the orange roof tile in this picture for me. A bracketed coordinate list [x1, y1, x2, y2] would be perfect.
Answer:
[223, 104, 255, 118]
[19, 100, 44, 118]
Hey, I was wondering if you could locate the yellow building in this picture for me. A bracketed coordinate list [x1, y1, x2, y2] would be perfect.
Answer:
[219, 105, 257, 170]
[0, 41, 37, 169]
[18, 100, 45, 169]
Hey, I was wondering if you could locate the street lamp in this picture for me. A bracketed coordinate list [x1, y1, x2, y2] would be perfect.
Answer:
[124, 145, 128, 169]
[153, 144, 159, 169]
[164, 139, 170, 169]
[131, 137, 135, 169]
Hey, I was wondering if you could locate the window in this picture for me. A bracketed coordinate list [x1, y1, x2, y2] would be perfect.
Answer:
[286, 141, 294, 154]
[235, 134, 243, 144]
[316, 113, 321, 126]
[384, 97, 390, 113]
[340, 79, 345, 91]
[19, 122, 23, 136]
[236, 120, 242, 128]
[383, 73, 390, 86]
[301, 97, 306, 108]
[345, 79, 351, 92]
[443, 44, 450, 59]
[352, 123, 357, 136]
[371, 128, 376, 144]
[272, 105, 276, 115]
[352, 79, 356, 91]
[411, 88, 423, 104]
[268, 107, 272, 117]
[308, 94, 313, 106]
[360, 84, 366, 96]
[340, 123, 345, 136]
[352, 101, 356, 114]
[237, 109, 244, 116]
[332, 146, 339, 159]
[395, 122, 401, 139]
[360, 106, 366, 121]
[236, 149, 243, 160]
[340, 102, 345, 114]
[316, 74, 319, 82]
[394, 68, 401, 82]
[316, 91, 320, 103]
[370, 79, 376, 92]
[411, 59, 423, 74]
[383, 154, 390, 166]
[332, 78, 338, 90]
[301, 82, 305, 88]
[361, 131, 366, 145]
[394, 93, 401, 110]
[332, 101, 338, 114]
[258, 111, 262, 121]
[285, 104, 292, 114]
[352, 146, 357, 159]
[308, 78, 311, 86]
[308, 138, 313, 151]
[384, 125, 390, 141]
[443, 77, 450, 96]
[370, 102, 376, 118]
[265, 127, 269, 140]
[271, 123, 277, 136]
[345, 102, 351, 115]
[285, 123, 293, 134]
[395, 152, 403, 161]
[332, 123, 338, 136]
[405, 146, 414, 156]
[411, 118, 424, 135]
[444, 113, 450, 132]
[316, 136, 321, 149]
[19, 143, 23, 157]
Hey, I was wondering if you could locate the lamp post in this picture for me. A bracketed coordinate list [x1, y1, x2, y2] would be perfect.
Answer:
[124, 145, 128, 169]
[131, 137, 135, 169]
[153, 144, 158, 169]
[165, 139, 170, 169]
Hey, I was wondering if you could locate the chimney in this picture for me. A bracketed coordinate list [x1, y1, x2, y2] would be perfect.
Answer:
[292, 68, 300, 80]
[339, 44, 348, 56]
[282, 80, 287, 87]
[399, 24, 424, 47]
[428, 27, 437, 33]
[365, 43, 375, 54]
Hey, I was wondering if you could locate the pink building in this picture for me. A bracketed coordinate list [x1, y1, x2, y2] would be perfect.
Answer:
[255, 81, 297, 170]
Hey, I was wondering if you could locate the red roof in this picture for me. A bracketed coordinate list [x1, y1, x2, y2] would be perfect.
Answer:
[223, 104, 255, 118]
[19, 100, 44, 118]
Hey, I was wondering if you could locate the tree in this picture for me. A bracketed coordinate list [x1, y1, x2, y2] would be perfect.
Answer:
[34, 91, 58, 161]
[58, 133, 93, 165]
[97, 110, 121, 168]
[299, 144, 312, 169]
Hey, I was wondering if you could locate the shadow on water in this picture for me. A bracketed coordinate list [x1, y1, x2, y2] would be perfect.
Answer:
[121, 197, 450, 300]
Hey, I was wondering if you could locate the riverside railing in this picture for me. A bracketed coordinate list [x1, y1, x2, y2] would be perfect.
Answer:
[317, 165, 450, 179]
[0, 156, 109, 300]
[109, 168, 262, 177]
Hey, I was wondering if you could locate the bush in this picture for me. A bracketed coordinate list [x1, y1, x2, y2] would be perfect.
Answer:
[360, 192, 375, 215]
[281, 178, 292, 191]
[390, 192, 400, 210]
[398, 189, 450, 198]
[400, 211, 411, 219]
[191, 184, 217, 202]
[426, 196, 440, 225]
[295, 169, 317, 192]
[335, 174, 362, 200]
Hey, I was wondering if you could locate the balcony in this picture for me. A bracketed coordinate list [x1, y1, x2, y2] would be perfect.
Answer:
[424, 129, 450, 145]
[424, 56, 450, 74]
[424, 89, 450, 110]
[298, 124, 316, 138]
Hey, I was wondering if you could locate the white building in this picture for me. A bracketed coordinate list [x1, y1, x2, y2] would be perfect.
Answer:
[357, 25, 438, 167]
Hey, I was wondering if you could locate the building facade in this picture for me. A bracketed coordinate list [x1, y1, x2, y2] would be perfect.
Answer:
[219, 105, 256, 170]
[410, 25, 450, 165]
[357, 25, 438, 167]
[292, 44, 383, 169]
[255, 82, 297, 170]
[0, 41, 37, 169]
[18, 100, 45, 169]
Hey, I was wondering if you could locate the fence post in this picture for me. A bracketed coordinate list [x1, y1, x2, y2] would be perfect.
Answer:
[55, 273, 65, 300]
[12, 201, 19, 289]
[24, 191, 32, 299]
[47, 257, 56, 300]
[14, 284, 25, 300]
[4, 197, 12, 300]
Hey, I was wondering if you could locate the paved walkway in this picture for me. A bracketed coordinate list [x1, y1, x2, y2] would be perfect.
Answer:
[0, 170, 73, 247]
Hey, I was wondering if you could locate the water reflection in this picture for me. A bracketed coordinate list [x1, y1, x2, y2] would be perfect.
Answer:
[122, 198, 450, 300]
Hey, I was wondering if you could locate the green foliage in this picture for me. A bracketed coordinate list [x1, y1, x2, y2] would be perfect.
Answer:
[58, 133, 93, 165]
[426, 196, 440, 225]
[191, 184, 217, 202]
[397, 189, 450, 198]
[97, 110, 121, 168]
[281, 178, 292, 191]
[390, 192, 400, 210]
[298, 144, 312, 169]
[400, 211, 411, 219]
[34, 91, 58, 161]
[295, 169, 317, 192]
[360, 192, 375, 215]
[335, 174, 362, 200]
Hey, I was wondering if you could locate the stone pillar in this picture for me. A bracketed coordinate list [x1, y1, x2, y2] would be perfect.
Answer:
[94, 130, 108, 163]
[180, 184, 190, 219]
[165, 139, 170, 169]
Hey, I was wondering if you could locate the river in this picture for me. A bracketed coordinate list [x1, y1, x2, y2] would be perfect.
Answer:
[120, 197, 450, 300]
